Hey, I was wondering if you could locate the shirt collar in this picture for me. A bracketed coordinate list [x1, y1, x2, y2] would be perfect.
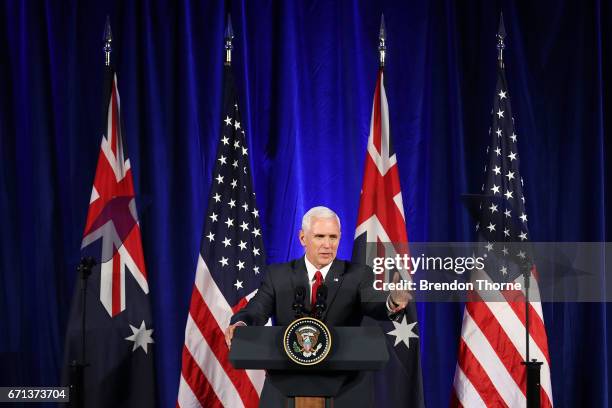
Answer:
[304, 256, 333, 282]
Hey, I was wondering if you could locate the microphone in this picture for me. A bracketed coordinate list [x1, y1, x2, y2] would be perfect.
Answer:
[313, 284, 328, 320]
[293, 286, 305, 319]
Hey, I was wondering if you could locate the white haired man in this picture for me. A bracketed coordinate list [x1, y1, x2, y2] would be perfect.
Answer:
[224, 206, 410, 407]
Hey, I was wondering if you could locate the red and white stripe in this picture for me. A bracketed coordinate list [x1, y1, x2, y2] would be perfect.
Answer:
[452, 266, 553, 407]
[176, 255, 264, 408]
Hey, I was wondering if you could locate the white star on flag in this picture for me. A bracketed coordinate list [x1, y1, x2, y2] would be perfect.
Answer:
[386, 315, 419, 349]
[125, 321, 154, 354]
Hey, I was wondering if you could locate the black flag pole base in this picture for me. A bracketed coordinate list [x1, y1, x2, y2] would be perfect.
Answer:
[68, 360, 89, 408]
[68, 257, 95, 408]
[522, 359, 543, 408]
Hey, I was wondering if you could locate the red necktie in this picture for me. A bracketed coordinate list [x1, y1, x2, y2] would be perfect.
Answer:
[311, 270, 323, 307]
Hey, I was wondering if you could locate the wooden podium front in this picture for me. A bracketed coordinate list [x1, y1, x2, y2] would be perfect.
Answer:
[295, 397, 324, 408]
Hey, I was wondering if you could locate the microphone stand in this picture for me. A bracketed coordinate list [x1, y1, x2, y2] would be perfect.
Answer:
[520, 257, 542, 408]
[293, 287, 305, 320]
[69, 257, 96, 408]
[313, 286, 328, 320]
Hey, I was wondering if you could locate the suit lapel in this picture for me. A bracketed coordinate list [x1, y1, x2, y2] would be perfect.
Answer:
[322, 260, 345, 320]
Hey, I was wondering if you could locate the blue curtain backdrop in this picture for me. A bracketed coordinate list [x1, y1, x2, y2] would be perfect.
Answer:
[1, 0, 611, 407]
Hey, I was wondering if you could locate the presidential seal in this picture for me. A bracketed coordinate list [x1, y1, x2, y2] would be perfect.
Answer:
[283, 317, 332, 366]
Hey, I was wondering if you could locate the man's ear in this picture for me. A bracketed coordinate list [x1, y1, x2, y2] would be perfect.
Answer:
[299, 230, 306, 246]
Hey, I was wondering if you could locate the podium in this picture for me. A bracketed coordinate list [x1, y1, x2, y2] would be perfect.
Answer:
[229, 326, 389, 408]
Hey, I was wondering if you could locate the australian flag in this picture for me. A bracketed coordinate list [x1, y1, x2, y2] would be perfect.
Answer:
[352, 68, 425, 407]
[62, 66, 156, 408]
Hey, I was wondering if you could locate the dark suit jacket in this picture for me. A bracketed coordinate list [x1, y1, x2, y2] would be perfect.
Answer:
[230, 257, 393, 408]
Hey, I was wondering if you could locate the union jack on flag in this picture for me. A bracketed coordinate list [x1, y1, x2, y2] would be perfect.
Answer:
[81, 73, 149, 317]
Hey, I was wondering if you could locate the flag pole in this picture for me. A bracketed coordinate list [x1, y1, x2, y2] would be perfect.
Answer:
[378, 14, 386, 68]
[497, 12, 544, 407]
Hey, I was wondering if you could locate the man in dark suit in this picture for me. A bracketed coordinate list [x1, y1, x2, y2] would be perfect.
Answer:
[224, 206, 410, 407]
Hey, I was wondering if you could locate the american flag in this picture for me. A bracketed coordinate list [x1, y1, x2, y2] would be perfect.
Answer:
[352, 68, 425, 407]
[63, 69, 156, 407]
[451, 59, 554, 406]
[176, 66, 266, 408]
